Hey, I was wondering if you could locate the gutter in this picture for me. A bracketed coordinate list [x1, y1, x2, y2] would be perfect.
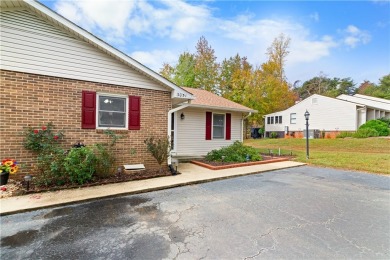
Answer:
[185, 104, 257, 113]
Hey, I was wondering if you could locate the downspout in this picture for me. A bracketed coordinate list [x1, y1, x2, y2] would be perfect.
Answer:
[241, 112, 252, 142]
[167, 104, 190, 165]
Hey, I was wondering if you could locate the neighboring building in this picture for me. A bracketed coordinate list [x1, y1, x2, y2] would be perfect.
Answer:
[170, 88, 256, 158]
[0, 0, 255, 172]
[264, 94, 390, 138]
[336, 94, 390, 121]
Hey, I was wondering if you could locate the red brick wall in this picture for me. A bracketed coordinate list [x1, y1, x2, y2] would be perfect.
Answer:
[0, 70, 172, 175]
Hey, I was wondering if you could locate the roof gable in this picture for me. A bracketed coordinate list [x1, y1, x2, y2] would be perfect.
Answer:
[337, 94, 390, 111]
[1, 0, 193, 100]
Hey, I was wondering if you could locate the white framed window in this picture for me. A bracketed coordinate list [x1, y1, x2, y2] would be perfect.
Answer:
[97, 93, 128, 129]
[290, 113, 297, 124]
[278, 116, 282, 124]
[213, 113, 225, 139]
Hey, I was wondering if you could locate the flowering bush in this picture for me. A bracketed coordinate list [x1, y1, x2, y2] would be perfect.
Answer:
[24, 123, 64, 153]
[0, 159, 19, 174]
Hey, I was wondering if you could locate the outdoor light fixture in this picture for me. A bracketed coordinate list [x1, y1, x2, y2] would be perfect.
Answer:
[117, 166, 123, 175]
[180, 113, 185, 120]
[304, 110, 310, 159]
[24, 174, 32, 191]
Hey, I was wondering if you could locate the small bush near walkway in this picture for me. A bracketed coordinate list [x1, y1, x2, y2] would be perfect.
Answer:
[205, 141, 262, 162]
[144, 136, 171, 172]
[23, 123, 123, 186]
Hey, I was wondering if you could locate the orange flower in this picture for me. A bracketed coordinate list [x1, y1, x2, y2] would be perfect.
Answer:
[4, 161, 13, 167]
[10, 166, 18, 174]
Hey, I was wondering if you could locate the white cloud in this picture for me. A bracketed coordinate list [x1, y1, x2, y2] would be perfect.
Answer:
[127, 0, 211, 40]
[216, 15, 337, 64]
[54, 0, 135, 41]
[54, 0, 211, 42]
[342, 25, 371, 48]
[53, 0, 376, 82]
[131, 50, 178, 71]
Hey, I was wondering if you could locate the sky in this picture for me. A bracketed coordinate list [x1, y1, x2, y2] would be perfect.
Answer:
[41, 0, 390, 86]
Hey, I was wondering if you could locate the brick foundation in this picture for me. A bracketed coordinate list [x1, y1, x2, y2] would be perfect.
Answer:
[0, 70, 171, 175]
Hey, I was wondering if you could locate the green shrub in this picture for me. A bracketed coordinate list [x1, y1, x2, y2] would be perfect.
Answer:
[353, 128, 379, 138]
[205, 141, 262, 162]
[336, 132, 355, 138]
[34, 147, 67, 186]
[378, 117, 390, 127]
[24, 123, 67, 187]
[94, 130, 123, 177]
[64, 147, 97, 184]
[270, 132, 278, 139]
[144, 136, 171, 171]
[23, 122, 64, 153]
[359, 120, 390, 136]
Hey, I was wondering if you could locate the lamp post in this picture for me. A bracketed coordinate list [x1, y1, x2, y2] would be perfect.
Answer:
[304, 110, 310, 159]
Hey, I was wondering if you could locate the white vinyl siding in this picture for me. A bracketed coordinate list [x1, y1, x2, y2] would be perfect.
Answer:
[0, 9, 168, 92]
[174, 108, 243, 156]
[265, 94, 361, 133]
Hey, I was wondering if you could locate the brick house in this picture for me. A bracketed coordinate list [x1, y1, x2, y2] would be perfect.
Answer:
[0, 0, 193, 172]
[0, 0, 256, 174]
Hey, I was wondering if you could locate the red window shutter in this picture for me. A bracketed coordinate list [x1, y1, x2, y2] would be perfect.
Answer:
[129, 96, 141, 130]
[205, 112, 212, 140]
[82, 90, 96, 129]
[226, 113, 231, 140]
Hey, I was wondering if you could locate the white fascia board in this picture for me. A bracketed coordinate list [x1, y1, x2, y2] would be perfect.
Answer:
[24, 0, 194, 100]
[187, 104, 257, 113]
[171, 89, 194, 100]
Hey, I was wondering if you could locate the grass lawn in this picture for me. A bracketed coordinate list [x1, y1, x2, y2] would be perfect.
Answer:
[245, 137, 390, 174]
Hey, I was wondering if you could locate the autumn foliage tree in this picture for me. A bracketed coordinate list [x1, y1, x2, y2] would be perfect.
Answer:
[160, 34, 296, 126]
[356, 74, 390, 100]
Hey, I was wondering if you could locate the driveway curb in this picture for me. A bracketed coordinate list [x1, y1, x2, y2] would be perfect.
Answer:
[0, 162, 305, 216]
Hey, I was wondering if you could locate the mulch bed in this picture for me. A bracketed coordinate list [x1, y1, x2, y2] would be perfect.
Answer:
[192, 155, 295, 170]
[1, 168, 177, 198]
[196, 155, 287, 166]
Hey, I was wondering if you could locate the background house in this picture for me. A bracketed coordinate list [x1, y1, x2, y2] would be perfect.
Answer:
[264, 94, 390, 138]
[0, 0, 193, 171]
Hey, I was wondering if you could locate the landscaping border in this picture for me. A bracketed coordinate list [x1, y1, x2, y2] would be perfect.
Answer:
[191, 157, 290, 170]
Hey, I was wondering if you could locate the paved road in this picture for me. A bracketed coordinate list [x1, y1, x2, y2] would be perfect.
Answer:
[1, 166, 389, 259]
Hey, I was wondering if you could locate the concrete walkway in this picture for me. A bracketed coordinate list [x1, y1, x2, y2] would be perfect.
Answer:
[0, 161, 305, 215]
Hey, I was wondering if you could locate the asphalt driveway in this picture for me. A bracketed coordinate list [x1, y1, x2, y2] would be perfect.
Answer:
[1, 166, 389, 259]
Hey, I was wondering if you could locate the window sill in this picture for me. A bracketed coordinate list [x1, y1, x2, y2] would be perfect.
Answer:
[96, 129, 129, 134]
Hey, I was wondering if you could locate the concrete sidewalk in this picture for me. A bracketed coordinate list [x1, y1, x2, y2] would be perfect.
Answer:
[0, 161, 305, 215]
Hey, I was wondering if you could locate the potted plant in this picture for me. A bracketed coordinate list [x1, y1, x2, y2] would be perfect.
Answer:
[0, 159, 19, 185]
